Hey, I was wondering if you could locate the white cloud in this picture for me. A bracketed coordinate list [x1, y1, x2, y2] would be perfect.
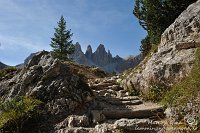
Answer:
[0, 35, 50, 52]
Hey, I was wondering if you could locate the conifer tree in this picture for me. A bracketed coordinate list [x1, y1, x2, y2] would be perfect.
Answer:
[50, 16, 75, 60]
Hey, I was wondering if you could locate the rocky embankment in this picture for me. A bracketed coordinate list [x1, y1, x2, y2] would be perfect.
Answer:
[0, 51, 165, 133]
[55, 76, 165, 133]
[120, 0, 200, 94]
[0, 51, 96, 132]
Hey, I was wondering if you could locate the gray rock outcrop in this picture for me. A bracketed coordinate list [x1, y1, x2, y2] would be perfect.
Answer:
[0, 51, 94, 131]
[120, 0, 200, 94]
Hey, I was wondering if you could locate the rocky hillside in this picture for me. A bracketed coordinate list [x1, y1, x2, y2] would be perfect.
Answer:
[70, 43, 141, 73]
[0, 51, 164, 132]
[120, 0, 200, 95]
[0, 62, 8, 69]
[0, 51, 109, 132]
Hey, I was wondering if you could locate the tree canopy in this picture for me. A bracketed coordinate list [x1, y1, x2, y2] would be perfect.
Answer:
[50, 16, 75, 60]
[133, 0, 197, 56]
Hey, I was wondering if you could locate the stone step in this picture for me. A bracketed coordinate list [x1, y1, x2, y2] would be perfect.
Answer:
[93, 89, 117, 97]
[90, 82, 115, 90]
[55, 127, 94, 133]
[108, 96, 140, 101]
[55, 119, 163, 133]
[113, 118, 163, 133]
[101, 103, 164, 119]
[117, 90, 129, 97]
[102, 79, 117, 84]
[95, 96, 141, 104]
[108, 99, 143, 106]
[91, 103, 164, 119]
[105, 85, 123, 91]
[89, 78, 118, 85]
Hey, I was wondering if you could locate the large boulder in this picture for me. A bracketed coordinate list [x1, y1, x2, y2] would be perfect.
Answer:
[55, 115, 90, 129]
[120, 0, 200, 94]
[0, 51, 94, 128]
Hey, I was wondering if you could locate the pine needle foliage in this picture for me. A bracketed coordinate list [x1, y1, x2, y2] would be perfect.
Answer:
[50, 16, 75, 60]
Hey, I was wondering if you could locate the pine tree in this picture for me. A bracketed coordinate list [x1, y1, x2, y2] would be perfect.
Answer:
[50, 16, 75, 60]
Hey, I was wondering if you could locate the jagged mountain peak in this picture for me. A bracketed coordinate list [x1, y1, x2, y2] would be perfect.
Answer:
[107, 50, 112, 59]
[114, 55, 122, 59]
[71, 43, 141, 73]
[74, 42, 82, 51]
[95, 44, 106, 53]
[19, 43, 141, 73]
[85, 45, 93, 58]
[86, 45, 92, 52]
[98, 44, 105, 48]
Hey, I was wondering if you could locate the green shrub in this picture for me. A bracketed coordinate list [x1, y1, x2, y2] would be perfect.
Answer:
[162, 48, 200, 107]
[111, 71, 117, 76]
[161, 48, 200, 132]
[145, 82, 167, 102]
[117, 127, 131, 133]
[128, 88, 140, 96]
[0, 96, 42, 133]
[0, 67, 17, 78]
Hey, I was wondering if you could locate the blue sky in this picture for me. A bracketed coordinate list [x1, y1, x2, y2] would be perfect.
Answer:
[0, 0, 146, 66]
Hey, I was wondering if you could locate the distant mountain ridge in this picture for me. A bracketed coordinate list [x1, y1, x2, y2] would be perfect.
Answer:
[16, 43, 141, 73]
[70, 43, 141, 73]
[0, 61, 8, 69]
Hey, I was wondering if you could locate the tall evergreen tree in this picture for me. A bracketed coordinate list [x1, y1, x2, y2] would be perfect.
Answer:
[50, 16, 75, 60]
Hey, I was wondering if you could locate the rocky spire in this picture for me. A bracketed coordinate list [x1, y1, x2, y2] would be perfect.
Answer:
[108, 50, 112, 59]
[95, 44, 106, 55]
[74, 42, 82, 52]
[85, 45, 93, 59]
[70, 43, 137, 72]
[92, 44, 106, 65]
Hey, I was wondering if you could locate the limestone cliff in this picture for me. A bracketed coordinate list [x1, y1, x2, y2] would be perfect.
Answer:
[120, 0, 200, 94]
[70, 43, 142, 73]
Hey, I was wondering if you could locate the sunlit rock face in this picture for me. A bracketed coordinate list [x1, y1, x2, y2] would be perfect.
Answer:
[120, 0, 200, 94]
[0, 51, 94, 122]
